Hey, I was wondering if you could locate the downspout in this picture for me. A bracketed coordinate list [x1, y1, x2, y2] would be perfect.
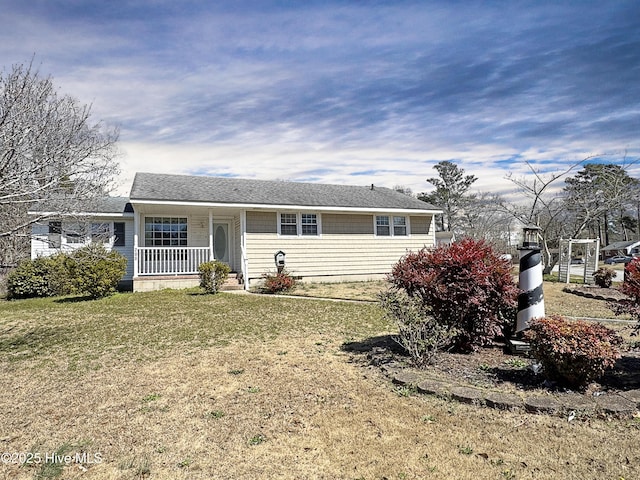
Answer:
[133, 208, 140, 278]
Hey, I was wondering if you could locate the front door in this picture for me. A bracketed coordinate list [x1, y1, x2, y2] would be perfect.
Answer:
[213, 223, 230, 265]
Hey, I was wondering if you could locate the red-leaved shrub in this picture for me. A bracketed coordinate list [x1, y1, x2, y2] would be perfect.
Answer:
[609, 258, 640, 333]
[388, 238, 518, 351]
[262, 270, 296, 294]
[524, 315, 622, 389]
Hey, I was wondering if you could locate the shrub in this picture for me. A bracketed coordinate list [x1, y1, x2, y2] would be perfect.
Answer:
[7, 254, 73, 299]
[524, 315, 622, 389]
[388, 238, 518, 351]
[378, 289, 458, 366]
[261, 270, 296, 294]
[66, 243, 127, 299]
[198, 261, 231, 294]
[609, 258, 640, 332]
[593, 267, 615, 288]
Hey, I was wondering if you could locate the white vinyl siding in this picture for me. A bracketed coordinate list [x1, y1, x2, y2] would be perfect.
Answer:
[245, 212, 434, 282]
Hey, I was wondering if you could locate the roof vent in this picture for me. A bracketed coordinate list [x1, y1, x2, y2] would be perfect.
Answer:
[370, 184, 374, 190]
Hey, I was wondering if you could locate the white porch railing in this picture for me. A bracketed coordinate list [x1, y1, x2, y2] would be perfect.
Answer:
[136, 247, 211, 275]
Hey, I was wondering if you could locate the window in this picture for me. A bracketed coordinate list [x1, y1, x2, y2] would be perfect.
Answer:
[90, 222, 110, 242]
[48, 221, 62, 235]
[113, 222, 126, 246]
[65, 223, 86, 243]
[144, 217, 187, 246]
[301, 214, 318, 236]
[48, 221, 62, 248]
[280, 213, 298, 236]
[376, 216, 390, 236]
[279, 213, 321, 236]
[376, 215, 408, 236]
[393, 216, 407, 236]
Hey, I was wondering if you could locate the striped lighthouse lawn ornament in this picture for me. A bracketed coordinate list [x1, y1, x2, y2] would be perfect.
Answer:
[516, 225, 545, 333]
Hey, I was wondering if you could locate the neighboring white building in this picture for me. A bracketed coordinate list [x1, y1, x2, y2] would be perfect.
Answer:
[30, 197, 135, 288]
[30, 173, 441, 291]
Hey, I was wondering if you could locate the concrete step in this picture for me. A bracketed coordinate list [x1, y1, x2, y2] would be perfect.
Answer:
[220, 272, 244, 291]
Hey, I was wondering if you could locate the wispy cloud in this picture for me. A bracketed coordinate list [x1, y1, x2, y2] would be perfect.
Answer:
[2, 1, 639, 197]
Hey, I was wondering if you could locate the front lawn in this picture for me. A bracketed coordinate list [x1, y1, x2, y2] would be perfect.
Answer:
[291, 279, 630, 320]
[0, 290, 638, 479]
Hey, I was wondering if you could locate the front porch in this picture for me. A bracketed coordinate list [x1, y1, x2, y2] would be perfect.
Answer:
[130, 206, 247, 291]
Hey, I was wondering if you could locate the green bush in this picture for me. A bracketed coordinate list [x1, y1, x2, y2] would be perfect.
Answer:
[7, 254, 73, 299]
[593, 267, 615, 288]
[261, 270, 296, 294]
[198, 261, 231, 294]
[7, 245, 126, 300]
[524, 315, 622, 389]
[378, 289, 458, 367]
[66, 244, 127, 299]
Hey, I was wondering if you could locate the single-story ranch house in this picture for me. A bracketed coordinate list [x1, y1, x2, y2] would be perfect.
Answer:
[30, 173, 441, 291]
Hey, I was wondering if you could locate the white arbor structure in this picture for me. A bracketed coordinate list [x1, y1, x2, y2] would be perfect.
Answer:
[557, 238, 600, 284]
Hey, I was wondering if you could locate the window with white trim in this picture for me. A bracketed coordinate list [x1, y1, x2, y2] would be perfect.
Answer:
[393, 216, 407, 236]
[144, 217, 188, 246]
[301, 214, 318, 236]
[113, 222, 126, 246]
[376, 216, 390, 236]
[279, 213, 298, 236]
[278, 212, 321, 236]
[375, 215, 408, 236]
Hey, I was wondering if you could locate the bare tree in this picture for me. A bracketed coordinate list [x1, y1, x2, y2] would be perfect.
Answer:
[0, 60, 120, 265]
[500, 157, 598, 272]
[564, 161, 640, 245]
[463, 192, 520, 254]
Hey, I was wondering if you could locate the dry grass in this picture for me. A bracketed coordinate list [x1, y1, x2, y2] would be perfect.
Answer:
[1, 289, 639, 479]
[293, 280, 387, 302]
[293, 279, 630, 320]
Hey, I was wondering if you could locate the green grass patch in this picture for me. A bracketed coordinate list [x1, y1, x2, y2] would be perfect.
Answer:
[0, 290, 389, 372]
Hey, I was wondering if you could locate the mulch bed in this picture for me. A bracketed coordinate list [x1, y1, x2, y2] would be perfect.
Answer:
[343, 285, 640, 417]
[562, 284, 629, 303]
[348, 336, 640, 395]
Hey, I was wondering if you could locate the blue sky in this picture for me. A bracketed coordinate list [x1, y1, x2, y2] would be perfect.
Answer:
[2, 0, 640, 197]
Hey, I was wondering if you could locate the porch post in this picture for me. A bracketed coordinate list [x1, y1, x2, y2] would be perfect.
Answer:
[208, 210, 214, 261]
[133, 208, 140, 278]
[240, 209, 249, 290]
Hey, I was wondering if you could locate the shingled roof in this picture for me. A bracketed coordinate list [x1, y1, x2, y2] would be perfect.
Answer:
[130, 173, 439, 212]
[29, 196, 133, 215]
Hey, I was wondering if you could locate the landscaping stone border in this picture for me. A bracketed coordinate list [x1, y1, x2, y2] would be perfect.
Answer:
[384, 362, 640, 419]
